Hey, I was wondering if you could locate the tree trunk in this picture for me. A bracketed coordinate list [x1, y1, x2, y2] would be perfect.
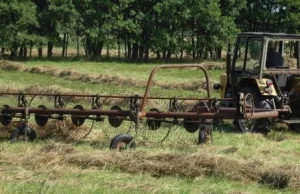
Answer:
[192, 37, 195, 59]
[132, 43, 139, 60]
[167, 50, 172, 59]
[209, 49, 214, 60]
[156, 50, 161, 60]
[62, 33, 66, 57]
[77, 36, 80, 57]
[65, 33, 69, 57]
[10, 50, 17, 58]
[180, 25, 184, 60]
[93, 41, 103, 57]
[216, 47, 222, 59]
[29, 44, 32, 58]
[19, 47, 24, 58]
[38, 47, 43, 58]
[117, 40, 121, 59]
[139, 45, 144, 59]
[47, 42, 53, 58]
[127, 42, 132, 58]
[191, 17, 195, 60]
[162, 50, 166, 59]
[144, 46, 149, 62]
[86, 36, 91, 56]
[124, 41, 127, 58]
[24, 47, 27, 59]
[10, 44, 18, 58]
[1, 48, 4, 56]
[180, 50, 183, 60]
[107, 42, 110, 57]
[204, 48, 208, 59]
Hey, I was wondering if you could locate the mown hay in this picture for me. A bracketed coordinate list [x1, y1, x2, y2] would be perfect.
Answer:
[0, 60, 215, 91]
[0, 140, 298, 190]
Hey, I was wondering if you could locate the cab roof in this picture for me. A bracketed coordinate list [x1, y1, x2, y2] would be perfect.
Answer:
[238, 32, 300, 39]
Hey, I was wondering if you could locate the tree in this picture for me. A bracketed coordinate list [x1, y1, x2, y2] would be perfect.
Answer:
[0, 0, 38, 58]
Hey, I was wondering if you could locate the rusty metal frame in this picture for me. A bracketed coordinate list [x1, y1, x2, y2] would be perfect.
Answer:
[0, 64, 283, 126]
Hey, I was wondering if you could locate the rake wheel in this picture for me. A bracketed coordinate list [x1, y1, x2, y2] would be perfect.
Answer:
[58, 96, 97, 141]
[35, 105, 49, 127]
[28, 95, 58, 138]
[146, 108, 162, 130]
[167, 100, 202, 145]
[108, 105, 123, 128]
[71, 105, 86, 127]
[0, 105, 13, 126]
[140, 99, 171, 143]
[101, 96, 135, 139]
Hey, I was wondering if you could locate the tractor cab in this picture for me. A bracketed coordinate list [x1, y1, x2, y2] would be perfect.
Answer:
[215, 32, 300, 132]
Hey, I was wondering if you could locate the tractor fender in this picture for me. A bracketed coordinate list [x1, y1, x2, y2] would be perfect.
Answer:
[213, 73, 228, 98]
[238, 78, 277, 97]
[219, 73, 228, 98]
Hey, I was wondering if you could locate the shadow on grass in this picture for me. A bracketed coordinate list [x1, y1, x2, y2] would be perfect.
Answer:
[213, 120, 238, 133]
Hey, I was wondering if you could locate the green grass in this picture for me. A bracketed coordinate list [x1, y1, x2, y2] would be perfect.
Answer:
[22, 60, 224, 84]
[0, 171, 283, 194]
[0, 60, 300, 193]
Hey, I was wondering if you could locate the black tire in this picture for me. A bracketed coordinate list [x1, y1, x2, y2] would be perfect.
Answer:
[198, 125, 213, 144]
[235, 87, 272, 134]
[110, 133, 136, 150]
[288, 124, 300, 132]
[29, 129, 37, 141]
[10, 127, 37, 142]
[10, 128, 21, 142]
[199, 130, 207, 144]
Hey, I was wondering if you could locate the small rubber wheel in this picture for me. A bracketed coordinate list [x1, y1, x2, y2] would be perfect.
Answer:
[110, 133, 136, 150]
[199, 129, 207, 144]
[10, 128, 37, 142]
[198, 125, 213, 144]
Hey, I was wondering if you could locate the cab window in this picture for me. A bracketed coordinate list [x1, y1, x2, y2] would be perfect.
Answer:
[234, 37, 262, 73]
[245, 38, 262, 73]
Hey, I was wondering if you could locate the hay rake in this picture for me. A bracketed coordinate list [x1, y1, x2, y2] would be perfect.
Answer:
[0, 65, 279, 149]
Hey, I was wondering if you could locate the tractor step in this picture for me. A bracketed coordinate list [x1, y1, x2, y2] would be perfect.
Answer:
[282, 119, 300, 124]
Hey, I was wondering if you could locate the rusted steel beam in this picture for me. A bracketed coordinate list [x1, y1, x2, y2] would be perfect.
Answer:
[0, 92, 232, 101]
[2, 107, 132, 116]
[1, 106, 278, 120]
[143, 110, 278, 119]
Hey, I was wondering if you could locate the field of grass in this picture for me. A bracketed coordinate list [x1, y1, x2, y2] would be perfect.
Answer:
[0, 59, 300, 193]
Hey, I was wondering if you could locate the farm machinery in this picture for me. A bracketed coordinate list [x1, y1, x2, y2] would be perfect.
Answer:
[0, 63, 280, 149]
[214, 32, 300, 134]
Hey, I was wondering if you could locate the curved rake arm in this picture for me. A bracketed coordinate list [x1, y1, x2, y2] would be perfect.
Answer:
[139, 64, 210, 115]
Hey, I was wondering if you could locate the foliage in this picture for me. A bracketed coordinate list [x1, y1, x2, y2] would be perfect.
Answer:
[0, 0, 300, 60]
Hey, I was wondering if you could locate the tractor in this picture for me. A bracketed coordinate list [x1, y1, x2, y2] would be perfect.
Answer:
[214, 32, 300, 133]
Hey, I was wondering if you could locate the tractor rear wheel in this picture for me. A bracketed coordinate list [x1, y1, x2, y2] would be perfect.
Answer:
[288, 123, 300, 132]
[235, 87, 272, 134]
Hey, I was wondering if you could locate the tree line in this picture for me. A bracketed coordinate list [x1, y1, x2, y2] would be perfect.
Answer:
[0, 0, 299, 61]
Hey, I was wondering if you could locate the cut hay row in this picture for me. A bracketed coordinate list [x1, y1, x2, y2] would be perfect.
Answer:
[0, 60, 216, 91]
[0, 142, 298, 190]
